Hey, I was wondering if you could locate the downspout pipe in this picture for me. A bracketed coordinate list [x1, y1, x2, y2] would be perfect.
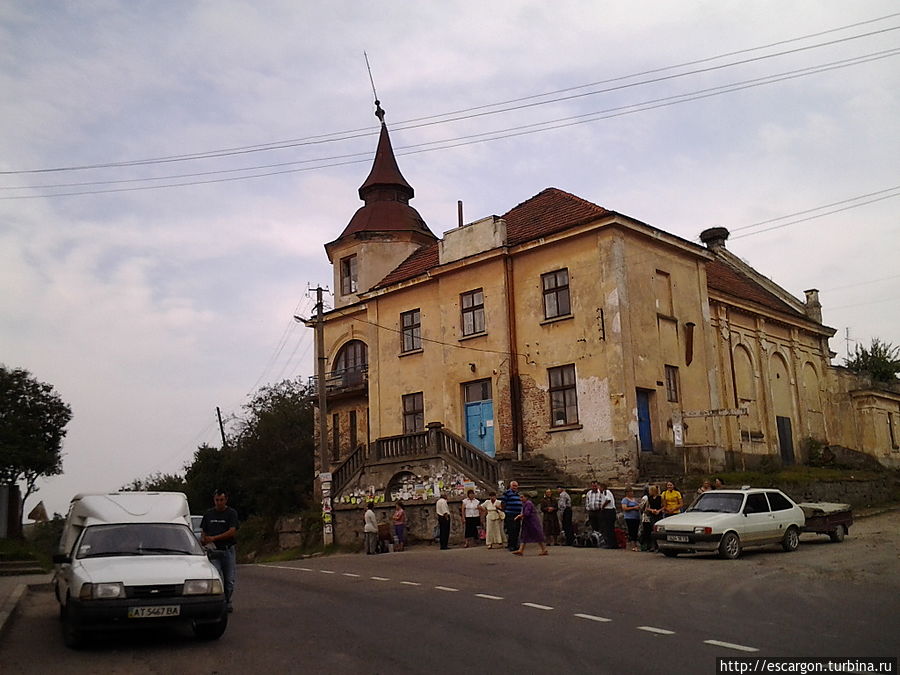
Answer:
[504, 252, 523, 458]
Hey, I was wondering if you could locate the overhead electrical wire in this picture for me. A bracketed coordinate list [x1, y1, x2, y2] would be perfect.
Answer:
[2, 18, 898, 176]
[730, 190, 900, 239]
[5, 46, 898, 194]
[3, 46, 898, 200]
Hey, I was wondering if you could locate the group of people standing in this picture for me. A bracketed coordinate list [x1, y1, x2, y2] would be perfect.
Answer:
[364, 477, 724, 555]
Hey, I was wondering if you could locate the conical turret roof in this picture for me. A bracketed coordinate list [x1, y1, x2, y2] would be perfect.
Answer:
[332, 102, 435, 241]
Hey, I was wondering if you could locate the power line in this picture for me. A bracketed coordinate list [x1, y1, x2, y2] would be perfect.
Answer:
[731, 185, 900, 232]
[4, 46, 898, 200]
[731, 190, 900, 239]
[820, 274, 900, 293]
[3, 19, 898, 175]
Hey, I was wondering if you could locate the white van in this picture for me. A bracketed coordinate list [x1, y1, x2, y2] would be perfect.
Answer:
[53, 492, 227, 648]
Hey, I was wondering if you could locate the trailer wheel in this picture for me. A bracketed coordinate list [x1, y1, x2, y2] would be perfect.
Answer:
[829, 524, 846, 543]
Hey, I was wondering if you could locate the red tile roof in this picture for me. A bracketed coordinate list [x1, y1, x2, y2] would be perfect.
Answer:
[502, 187, 612, 245]
[706, 259, 804, 317]
[377, 241, 439, 287]
[374, 188, 808, 323]
[376, 188, 610, 288]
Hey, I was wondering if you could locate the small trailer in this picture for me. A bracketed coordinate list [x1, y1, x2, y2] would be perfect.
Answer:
[799, 502, 853, 542]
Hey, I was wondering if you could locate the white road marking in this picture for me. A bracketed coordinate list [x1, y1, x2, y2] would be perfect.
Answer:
[475, 593, 504, 600]
[400, 581, 421, 586]
[435, 586, 459, 592]
[370, 576, 390, 581]
[704, 639, 759, 653]
[637, 626, 675, 635]
[342, 573, 360, 578]
[574, 613, 611, 623]
[522, 602, 554, 611]
[320, 570, 336, 574]
[297, 567, 312, 571]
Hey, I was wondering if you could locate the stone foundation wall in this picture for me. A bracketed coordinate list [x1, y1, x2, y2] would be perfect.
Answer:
[333, 500, 468, 549]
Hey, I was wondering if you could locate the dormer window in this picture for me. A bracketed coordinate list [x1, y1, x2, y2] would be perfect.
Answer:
[341, 255, 358, 295]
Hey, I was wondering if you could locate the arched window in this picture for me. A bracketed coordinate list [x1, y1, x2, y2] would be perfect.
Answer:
[332, 340, 368, 386]
[733, 344, 760, 433]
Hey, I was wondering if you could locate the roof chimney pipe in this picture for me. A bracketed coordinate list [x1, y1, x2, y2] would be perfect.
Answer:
[699, 227, 730, 249]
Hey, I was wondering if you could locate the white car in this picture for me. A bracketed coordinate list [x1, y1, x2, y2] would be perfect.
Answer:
[53, 492, 227, 648]
[652, 488, 806, 559]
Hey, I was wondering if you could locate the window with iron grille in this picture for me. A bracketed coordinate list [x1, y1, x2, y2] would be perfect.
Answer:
[548, 364, 578, 426]
[340, 255, 358, 295]
[401, 309, 422, 352]
[665, 365, 679, 402]
[542, 268, 570, 319]
[460, 289, 485, 336]
[402, 392, 424, 434]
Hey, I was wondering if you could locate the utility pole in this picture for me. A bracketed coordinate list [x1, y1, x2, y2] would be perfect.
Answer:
[314, 285, 334, 547]
[216, 406, 228, 448]
[315, 286, 328, 474]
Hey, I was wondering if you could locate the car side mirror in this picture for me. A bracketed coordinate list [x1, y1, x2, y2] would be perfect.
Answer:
[53, 553, 71, 564]
[206, 549, 226, 561]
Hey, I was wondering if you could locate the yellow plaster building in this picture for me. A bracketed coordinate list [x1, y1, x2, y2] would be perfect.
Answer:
[312, 108, 899, 497]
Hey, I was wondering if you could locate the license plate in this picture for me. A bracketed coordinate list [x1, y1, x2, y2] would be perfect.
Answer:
[128, 605, 180, 618]
[667, 535, 689, 543]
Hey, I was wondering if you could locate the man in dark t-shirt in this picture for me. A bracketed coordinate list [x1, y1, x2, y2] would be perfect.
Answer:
[201, 490, 239, 611]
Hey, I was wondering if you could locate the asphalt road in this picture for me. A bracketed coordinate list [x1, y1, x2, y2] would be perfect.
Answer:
[2, 513, 897, 674]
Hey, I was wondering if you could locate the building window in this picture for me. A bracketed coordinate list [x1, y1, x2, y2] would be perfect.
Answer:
[464, 379, 491, 403]
[548, 364, 578, 426]
[401, 309, 422, 352]
[402, 393, 424, 434]
[889, 412, 898, 450]
[331, 413, 340, 461]
[665, 365, 679, 402]
[349, 410, 358, 450]
[461, 289, 485, 336]
[654, 269, 673, 316]
[542, 269, 570, 319]
[340, 255, 358, 295]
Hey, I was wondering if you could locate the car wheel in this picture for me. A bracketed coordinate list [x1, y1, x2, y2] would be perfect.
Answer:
[193, 613, 228, 640]
[829, 525, 846, 543]
[718, 532, 742, 560]
[662, 550, 679, 558]
[781, 526, 800, 552]
[61, 597, 83, 649]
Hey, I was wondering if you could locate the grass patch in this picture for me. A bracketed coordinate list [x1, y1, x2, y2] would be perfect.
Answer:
[707, 466, 882, 489]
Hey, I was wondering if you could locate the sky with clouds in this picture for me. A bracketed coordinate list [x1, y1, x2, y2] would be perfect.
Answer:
[2, 1, 898, 517]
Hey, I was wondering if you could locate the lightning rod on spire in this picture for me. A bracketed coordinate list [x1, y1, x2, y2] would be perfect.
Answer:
[364, 51, 385, 122]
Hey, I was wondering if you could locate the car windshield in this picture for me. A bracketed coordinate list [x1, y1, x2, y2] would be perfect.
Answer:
[76, 523, 203, 559]
[687, 493, 744, 514]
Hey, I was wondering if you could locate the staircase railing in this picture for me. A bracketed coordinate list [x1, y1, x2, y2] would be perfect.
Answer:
[374, 430, 428, 460]
[331, 443, 367, 493]
[432, 424, 500, 487]
[331, 422, 499, 493]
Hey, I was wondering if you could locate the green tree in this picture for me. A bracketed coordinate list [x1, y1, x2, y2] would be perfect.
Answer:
[127, 378, 315, 519]
[844, 338, 900, 383]
[229, 379, 316, 517]
[121, 472, 187, 493]
[184, 443, 238, 514]
[0, 366, 73, 514]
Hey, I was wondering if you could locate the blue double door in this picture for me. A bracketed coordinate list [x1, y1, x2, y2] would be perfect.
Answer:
[464, 380, 495, 457]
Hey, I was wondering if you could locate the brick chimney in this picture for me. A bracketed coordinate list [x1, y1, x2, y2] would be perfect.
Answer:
[804, 289, 823, 323]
